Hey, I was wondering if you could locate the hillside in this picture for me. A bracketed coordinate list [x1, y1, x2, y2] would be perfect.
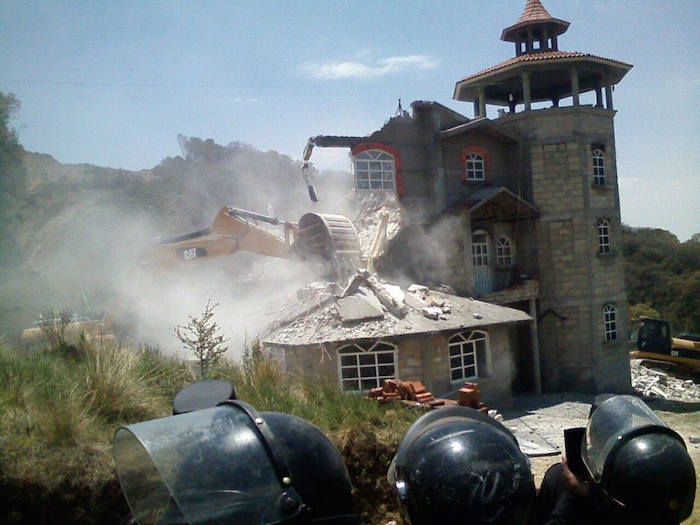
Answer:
[623, 226, 700, 333]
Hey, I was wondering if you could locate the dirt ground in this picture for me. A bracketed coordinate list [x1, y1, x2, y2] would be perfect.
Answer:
[501, 393, 700, 524]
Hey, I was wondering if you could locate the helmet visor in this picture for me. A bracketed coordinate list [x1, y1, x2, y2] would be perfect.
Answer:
[114, 405, 290, 524]
[581, 395, 670, 482]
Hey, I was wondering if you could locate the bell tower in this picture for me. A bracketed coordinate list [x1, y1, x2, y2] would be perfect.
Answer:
[453, 1, 634, 393]
[454, 0, 631, 117]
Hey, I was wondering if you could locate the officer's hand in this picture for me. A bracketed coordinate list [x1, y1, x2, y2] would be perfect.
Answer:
[561, 457, 590, 497]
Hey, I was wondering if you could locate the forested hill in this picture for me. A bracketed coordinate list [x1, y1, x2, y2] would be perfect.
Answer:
[624, 227, 700, 334]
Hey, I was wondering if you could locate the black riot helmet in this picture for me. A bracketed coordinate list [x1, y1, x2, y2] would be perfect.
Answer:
[582, 395, 696, 524]
[114, 382, 357, 525]
[387, 406, 535, 525]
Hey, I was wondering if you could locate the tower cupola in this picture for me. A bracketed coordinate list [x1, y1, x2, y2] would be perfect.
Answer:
[501, 0, 570, 55]
[453, 0, 632, 118]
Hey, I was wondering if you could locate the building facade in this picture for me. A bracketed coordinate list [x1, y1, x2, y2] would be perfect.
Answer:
[307, 0, 632, 393]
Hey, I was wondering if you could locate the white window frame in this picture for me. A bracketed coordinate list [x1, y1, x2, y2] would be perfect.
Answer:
[337, 340, 398, 392]
[448, 330, 490, 382]
[465, 152, 485, 181]
[353, 150, 396, 191]
[592, 149, 605, 185]
[496, 236, 514, 268]
[598, 219, 611, 254]
[604, 304, 617, 342]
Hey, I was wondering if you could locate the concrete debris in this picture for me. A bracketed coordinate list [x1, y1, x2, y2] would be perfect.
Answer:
[631, 359, 700, 402]
[364, 273, 409, 318]
[405, 283, 453, 320]
[404, 292, 426, 310]
[421, 306, 445, 320]
[383, 283, 405, 305]
[337, 293, 384, 323]
[352, 192, 404, 259]
[340, 273, 365, 298]
[263, 269, 531, 346]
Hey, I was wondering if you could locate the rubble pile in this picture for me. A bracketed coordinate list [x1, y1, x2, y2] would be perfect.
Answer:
[264, 268, 529, 347]
[352, 193, 403, 258]
[404, 284, 452, 320]
[631, 359, 700, 402]
[367, 379, 494, 414]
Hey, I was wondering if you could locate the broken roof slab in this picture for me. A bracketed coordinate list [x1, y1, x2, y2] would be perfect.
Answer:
[263, 290, 531, 347]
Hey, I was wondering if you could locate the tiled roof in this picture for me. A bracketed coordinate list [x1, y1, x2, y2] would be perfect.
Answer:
[517, 0, 553, 23]
[457, 51, 633, 83]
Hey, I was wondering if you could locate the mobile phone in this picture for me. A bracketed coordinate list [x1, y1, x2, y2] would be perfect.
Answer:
[564, 427, 587, 478]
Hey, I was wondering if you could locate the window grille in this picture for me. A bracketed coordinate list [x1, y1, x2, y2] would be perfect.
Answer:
[496, 237, 513, 267]
[353, 150, 395, 191]
[604, 304, 617, 341]
[598, 219, 611, 254]
[593, 149, 605, 185]
[448, 331, 488, 381]
[337, 341, 397, 391]
[465, 153, 485, 181]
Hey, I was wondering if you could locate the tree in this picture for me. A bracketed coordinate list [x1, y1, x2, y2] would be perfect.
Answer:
[0, 92, 26, 198]
[174, 300, 229, 378]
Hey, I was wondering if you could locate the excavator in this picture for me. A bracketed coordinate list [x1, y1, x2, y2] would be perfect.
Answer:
[21, 206, 362, 346]
[629, 317, 700, 373]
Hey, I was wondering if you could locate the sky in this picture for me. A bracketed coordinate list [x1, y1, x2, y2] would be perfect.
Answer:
[1, 0, 698, 240]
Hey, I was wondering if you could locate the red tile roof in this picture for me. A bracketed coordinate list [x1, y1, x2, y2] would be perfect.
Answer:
[457, 51, 633, 84]
[517, 0, 553, 23]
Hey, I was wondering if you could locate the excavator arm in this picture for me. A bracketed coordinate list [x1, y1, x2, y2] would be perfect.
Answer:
[136, 207, 299, 270]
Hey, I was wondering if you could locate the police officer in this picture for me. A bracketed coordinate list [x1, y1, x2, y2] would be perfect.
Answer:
[388, 406, 536, 524]
[533, 394, 696, 525]
[114, 380, 358, 525]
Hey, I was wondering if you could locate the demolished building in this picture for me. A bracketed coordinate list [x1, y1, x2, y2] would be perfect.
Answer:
[303, 0, 633, 393]
[263, 274, 531, 403]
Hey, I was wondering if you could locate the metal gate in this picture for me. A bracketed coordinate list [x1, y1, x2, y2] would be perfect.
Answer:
[472, 232, 493, 296]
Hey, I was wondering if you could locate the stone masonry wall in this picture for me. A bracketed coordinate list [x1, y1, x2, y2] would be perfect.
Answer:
[500, 106, 630, 393]
[277, 325, 517, 403]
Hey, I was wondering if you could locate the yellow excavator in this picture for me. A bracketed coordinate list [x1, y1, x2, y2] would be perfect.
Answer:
[21, 206, 361, 346]
[629, 317, 700, 373]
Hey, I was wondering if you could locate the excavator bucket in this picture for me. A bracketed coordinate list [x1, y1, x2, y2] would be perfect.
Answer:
[296, 213, 362, 280]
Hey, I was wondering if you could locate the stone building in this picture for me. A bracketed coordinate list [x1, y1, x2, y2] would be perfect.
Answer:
[305, 0, 632, 393]
[263, 281, 531, 403]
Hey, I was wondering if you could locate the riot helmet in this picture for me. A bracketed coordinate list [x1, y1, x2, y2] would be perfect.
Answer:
[581, 395, 696, 523]
[114, 381, 357, 525]
[388, 406, 535, 525]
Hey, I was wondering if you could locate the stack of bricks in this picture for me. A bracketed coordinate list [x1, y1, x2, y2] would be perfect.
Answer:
[457, 382, 488, 413]
[368, 379, 447, 409]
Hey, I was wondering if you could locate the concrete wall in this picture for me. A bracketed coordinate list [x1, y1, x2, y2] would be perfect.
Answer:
[499, 106, 630, 393]
[272, 324, 518, 405]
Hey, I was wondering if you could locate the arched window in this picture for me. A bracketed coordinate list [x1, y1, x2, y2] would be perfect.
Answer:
[337, 340, 397, 391]
[465, 153, 485, 181]
[353, 150, 395, 191]
[592, 149, 605, 185]
[597, 219, 611, 254]
[448, 330, 489, 381]
[496, 237, 514, 268]
[603, 304, 617, 341]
